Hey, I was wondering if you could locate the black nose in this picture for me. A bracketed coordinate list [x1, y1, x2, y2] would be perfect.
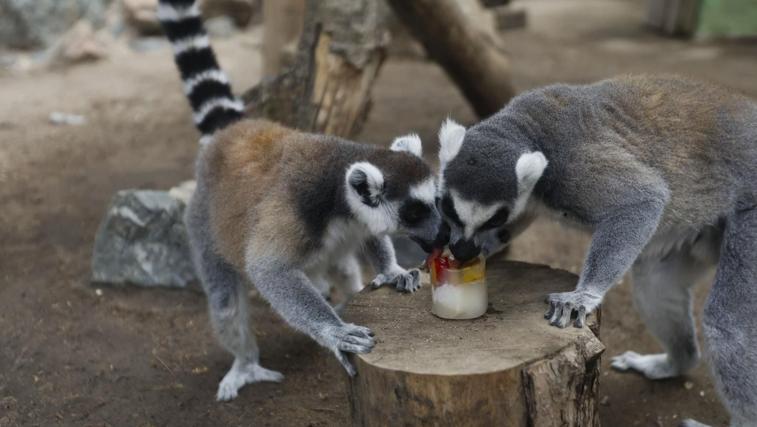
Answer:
[449, 238, 480, 263]
[432, 222, 450, 249]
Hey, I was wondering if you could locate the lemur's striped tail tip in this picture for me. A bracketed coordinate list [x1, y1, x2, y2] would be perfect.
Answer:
[158, 0, 244, 140]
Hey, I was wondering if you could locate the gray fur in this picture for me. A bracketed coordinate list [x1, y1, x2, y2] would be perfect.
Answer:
[184, 132, 441, 401]
[438, 75, 757, 425]
[162, 0, 442, 402]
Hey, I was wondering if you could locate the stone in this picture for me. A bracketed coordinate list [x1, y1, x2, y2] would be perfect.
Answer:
[205, 16, 236, 38]
[120, 0, 258, 35]
[52, 20, 110, 64]
[0, 0, 114, 50]
[122, 0, 162, 35]
[49, 112, 87, 126]
[91, 183, 197, 289]
[202, 0, 259, 28]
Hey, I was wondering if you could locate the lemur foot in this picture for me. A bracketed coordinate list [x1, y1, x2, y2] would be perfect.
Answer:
[545, 290, 601, 328]
[371, 268, 421, 293]
[216, 361, 283, 401]
[610, 351, 685, 379]
[679, 419, 711, 427]
[320, 323, 375, 376]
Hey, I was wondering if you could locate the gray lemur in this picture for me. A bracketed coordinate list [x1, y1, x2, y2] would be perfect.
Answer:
[436, 75, 757, 426]
[158, 0, 441, 401]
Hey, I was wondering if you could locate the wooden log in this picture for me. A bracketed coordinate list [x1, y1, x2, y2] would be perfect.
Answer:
[343, 260, 603, 427]
[386, 0, 516, 118]
[261, 0, 305, 78]
[244, 0, 389, 137]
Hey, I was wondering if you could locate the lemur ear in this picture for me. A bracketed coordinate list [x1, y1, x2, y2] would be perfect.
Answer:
[515, 151, 548, 190]
[346, 162, 385, 208]
[390, 133, 422, 157]
[438, 118, 465, 165]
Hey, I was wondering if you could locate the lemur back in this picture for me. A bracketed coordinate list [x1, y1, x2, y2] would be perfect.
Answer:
[158, 0, 440, 402]
[487, 75, 757, 229]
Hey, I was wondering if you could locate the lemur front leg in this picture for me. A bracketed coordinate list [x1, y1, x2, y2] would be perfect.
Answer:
[546, 197, 666, 328]
[365, 235, 421, 293]
[248, 259, 374, 376]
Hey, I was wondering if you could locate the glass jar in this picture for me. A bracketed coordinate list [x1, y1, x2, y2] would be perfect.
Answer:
[429, 253, 487, 320]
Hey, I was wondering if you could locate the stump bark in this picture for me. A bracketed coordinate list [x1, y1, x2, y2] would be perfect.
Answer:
[244, 0, 389, 137]
[343, 260, 604, 427]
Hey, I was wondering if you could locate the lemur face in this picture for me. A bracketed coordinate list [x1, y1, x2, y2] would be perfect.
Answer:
[345, 134, 442, 250]
[436, 119, 547, 262]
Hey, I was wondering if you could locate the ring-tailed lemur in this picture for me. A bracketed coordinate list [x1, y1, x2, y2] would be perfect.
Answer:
[158, 0, 441, 401]
[435, 75, 757, 426]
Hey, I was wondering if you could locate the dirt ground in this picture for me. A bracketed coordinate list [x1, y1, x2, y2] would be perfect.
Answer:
[1, 0, 756, 426]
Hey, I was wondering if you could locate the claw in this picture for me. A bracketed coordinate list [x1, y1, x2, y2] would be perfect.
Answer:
[549, 303, 562, 324]
[335, 351, 356, 376]
[557, 303, 573, 328]
[574, 306, 587, 328]
[545, 300, 556, 319]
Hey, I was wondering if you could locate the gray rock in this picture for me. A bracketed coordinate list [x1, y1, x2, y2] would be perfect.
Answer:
[205, 16, 236, 38]
[129, 36, 168, 53]
[0, 0, 114, 50]
[91, 186, 197, 288]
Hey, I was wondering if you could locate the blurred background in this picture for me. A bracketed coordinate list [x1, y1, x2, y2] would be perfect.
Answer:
[1, 0, 756, 425]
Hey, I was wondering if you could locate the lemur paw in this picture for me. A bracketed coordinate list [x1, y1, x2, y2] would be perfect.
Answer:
[678, 419, 711, 427]
[216, 362, 284, 401]
[610, 351, 686, 380]
[371, 269, 421, 293]
[545, 290, 601, 328]
[320, 323, 375, 376]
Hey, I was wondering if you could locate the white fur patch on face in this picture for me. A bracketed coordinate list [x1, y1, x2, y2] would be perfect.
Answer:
[390, 133, 422, 157]
[438, 118, 466, 165]
[345, 162, 396, 235]
[410, 177, 436, 204]
[510, 151, 548, 221]
[450, 190, 504, 239]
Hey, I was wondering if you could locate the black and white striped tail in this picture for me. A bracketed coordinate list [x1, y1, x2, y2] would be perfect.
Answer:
[158, 0, 244, 144]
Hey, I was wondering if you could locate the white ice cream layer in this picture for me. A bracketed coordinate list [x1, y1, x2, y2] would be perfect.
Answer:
[431, 281, 487, 320]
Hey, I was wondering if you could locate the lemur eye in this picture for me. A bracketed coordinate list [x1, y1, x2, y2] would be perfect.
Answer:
[441, 196, 463, 227]
[400, 200, 431, 226]
[480, 207, 510, 231]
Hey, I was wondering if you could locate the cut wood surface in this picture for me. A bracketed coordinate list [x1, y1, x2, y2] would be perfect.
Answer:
[343, 260, 604, 427]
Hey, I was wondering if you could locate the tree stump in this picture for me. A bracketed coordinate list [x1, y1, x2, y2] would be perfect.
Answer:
[244, 0, 389, 137]
[343, 260, 604, 427]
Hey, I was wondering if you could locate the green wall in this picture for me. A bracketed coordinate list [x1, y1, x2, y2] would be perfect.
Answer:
[697, 0, 757, 38]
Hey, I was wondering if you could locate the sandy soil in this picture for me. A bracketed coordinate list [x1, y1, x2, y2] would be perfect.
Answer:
[1, 0, 756, 425]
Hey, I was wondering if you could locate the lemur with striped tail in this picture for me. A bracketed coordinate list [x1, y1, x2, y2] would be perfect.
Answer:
[436, 75, 757, 426]
[158, 0, 441, 401]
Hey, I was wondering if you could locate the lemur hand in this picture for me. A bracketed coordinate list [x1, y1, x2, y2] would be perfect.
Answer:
[545, 290, 602, 328]
[371, 268, 421, 293]
[318, 323, 375, 376]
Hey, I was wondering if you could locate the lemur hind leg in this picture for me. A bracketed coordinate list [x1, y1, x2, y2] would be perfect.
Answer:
[206, 267, 284, 401]
[698, 206, 757, 427]
[334, 254, 364, 296]
[611, 247, 710, 379]
[186, 202, 282, 401]
[330, 254, 364, 313]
